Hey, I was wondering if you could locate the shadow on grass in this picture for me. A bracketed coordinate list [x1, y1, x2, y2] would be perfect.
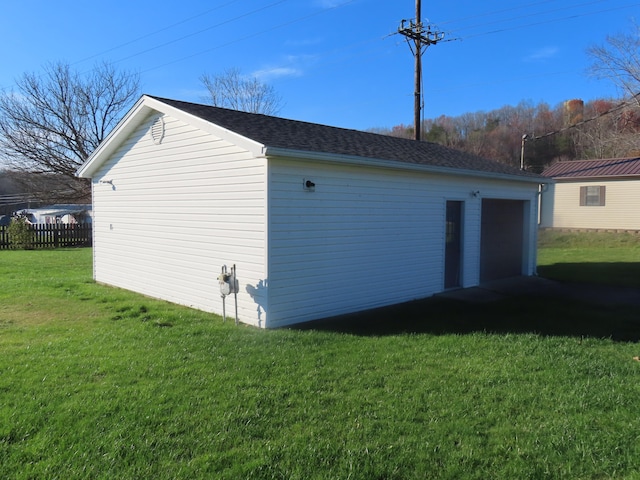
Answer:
[292, 290, 640, 342]
[537, 262, 640, 290]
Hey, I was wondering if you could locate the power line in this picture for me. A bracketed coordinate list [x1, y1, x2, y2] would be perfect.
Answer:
[112, 0, 291, 66]
[438, 0, 560, 26]
[519, 93, 639, 168]
[0, 0, 359, 93]
[531, 93, 640, 141]
[103, 0, 637, 75]
[71, 0, 245, 67]
[444, 0, 611, 32]
[456, 2, 640, 40]
[1, 0, 635, 134]
[136, 0, 357, 75]
[390, 0, 632, 139]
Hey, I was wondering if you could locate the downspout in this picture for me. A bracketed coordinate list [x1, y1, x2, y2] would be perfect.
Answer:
[534, 182, 549, 276]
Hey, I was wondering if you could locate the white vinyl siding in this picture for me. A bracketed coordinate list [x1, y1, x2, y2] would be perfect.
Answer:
[265, 158, 539, 327]
[541, 179, 640, 230]
[81, 96, 543, 329]
[92, 113, 267, 326]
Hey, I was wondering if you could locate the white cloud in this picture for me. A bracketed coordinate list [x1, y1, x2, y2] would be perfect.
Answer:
[524, 46, 560, 62]
[252, 66, 303, 81]
[252, 54, 319, 81]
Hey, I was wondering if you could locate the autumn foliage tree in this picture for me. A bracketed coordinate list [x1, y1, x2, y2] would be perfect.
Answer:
[381, 97, 640, 172]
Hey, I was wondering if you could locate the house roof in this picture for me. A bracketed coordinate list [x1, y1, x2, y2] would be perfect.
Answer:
[149, 97, 543, 181]
[79, 95, 544, 182]
[542, 157, 640, 179]
[22, 204, 91, 213]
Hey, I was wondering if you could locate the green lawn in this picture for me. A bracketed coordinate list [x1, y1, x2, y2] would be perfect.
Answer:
[537, 230, 640, 288]
[1, 244, 640, 479]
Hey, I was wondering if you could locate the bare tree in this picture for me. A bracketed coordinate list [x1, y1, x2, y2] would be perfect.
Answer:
[572, 99, 640, 158]
[587, 23, 640, 103]
[200, 68, 283, 115]
[0, 61, 140, 199]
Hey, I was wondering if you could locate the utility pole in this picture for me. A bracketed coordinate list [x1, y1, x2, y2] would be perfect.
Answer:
[398, 0, 446, 141]
[520, 134, 528, 170]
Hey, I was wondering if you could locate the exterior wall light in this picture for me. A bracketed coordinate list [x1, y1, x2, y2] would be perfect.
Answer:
[99, 179, 115, 190]
[303, 179, 315, 191]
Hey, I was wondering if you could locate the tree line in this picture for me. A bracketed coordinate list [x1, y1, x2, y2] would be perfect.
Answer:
[371, 97, 640, 172]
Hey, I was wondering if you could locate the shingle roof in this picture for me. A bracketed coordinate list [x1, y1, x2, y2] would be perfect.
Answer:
[542, 157, 640, 179]
[151, 96, 541, 180]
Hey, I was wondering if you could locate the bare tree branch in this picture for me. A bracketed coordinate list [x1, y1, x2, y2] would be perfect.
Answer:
[200, 67, 283, 115]
[0, 61, 140, 200]
[587, 23, 640, 104]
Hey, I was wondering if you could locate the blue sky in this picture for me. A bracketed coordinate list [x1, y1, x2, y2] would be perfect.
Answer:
[1, 0, 638, 131]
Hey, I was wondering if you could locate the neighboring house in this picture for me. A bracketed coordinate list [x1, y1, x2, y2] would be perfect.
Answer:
[77, 95, 545, 328]
[540, 157, 640, 231]
[17, 204, 92, 225]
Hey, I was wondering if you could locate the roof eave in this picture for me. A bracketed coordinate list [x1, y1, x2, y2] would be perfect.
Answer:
[551, 174, 640, 182]
[263, 146, 547, 184]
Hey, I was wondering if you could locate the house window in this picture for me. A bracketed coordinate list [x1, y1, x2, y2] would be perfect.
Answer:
[579, 185, 606, 206]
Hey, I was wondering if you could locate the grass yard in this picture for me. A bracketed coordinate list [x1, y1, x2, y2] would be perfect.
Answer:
[1, 243, 640, 479]
[537, 230, 640, 288]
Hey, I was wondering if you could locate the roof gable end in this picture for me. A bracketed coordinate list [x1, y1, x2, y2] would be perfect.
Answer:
[77, 95, 265, 178]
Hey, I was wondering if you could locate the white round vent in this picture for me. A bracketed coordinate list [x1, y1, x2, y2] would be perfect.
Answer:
[150, 117, 165, 145]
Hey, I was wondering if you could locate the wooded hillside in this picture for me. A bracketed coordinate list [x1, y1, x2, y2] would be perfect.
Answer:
[373, 98, 640, 172]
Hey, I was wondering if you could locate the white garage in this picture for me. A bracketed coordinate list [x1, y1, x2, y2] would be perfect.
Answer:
[78, 95, 544, 328]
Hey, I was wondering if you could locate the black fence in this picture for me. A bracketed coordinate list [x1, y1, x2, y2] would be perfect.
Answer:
[0, 224, 92, 249]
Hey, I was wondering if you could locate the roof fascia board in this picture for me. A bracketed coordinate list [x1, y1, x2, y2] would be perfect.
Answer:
[77, 95, 265, 178]
[263, 146, 546, 185]
[77, 95, 150, 178]
[553, 175, 640, 182]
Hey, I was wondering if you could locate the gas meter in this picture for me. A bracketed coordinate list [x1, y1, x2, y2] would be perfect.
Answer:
[218, 265, 238, 296]
[218, 264, 239, 324]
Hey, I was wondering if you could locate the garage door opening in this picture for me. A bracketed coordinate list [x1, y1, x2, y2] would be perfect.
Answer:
[480, 199, 526, 282]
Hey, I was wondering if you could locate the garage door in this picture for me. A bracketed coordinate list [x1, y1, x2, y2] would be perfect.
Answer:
[480, 199, 525, 282]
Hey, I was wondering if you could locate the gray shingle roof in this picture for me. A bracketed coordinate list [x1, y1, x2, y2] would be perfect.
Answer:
[542, 157, 640, 179]
[151, 96, 542, 180]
